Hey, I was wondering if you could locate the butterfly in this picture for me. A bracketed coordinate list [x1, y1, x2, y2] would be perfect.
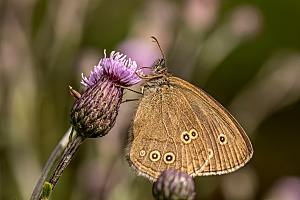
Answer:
[127, 37, 253, 181]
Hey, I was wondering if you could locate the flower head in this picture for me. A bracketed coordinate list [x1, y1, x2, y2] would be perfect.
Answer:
[70, 50, 141, 138]
[81, 50, 141, 87]
[152, 169, 196, 200]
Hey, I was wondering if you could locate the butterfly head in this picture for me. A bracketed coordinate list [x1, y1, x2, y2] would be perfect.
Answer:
[152, 58, 167, 75]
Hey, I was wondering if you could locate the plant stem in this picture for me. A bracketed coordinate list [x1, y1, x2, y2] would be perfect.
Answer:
[30, 127, 72, 200]
[48, 134, 85, 191]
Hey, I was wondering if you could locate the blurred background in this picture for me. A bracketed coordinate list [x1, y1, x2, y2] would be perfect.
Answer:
[1, 0, 300, 199]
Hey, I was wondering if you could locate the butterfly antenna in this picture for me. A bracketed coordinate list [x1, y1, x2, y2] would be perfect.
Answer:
[151, 36, 166, 64]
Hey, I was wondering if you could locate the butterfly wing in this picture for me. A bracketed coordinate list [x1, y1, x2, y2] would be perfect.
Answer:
[128, 76, 253, 181]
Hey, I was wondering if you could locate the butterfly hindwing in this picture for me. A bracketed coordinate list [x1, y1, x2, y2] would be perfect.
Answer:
[128, 75, 253, 181]
[170, 76, 253, 175]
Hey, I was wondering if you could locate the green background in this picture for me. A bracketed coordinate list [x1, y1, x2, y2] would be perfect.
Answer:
[1, 0, 300, 199]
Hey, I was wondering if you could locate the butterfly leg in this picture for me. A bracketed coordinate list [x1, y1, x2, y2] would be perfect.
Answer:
[135, 71, 165, 80]
[135, 71, 148, 79]
[121, 98, 139, 104]
[115, 84, 142, 94]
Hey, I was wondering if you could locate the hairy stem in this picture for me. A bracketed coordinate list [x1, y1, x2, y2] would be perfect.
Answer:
[48, 134, 85, 191]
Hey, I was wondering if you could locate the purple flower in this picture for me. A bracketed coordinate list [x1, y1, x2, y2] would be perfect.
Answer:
[70, 50, 141, 138]
[81, 50, 141, 87]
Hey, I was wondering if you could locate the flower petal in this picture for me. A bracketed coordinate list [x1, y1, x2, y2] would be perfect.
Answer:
[81, 50, 141, 87]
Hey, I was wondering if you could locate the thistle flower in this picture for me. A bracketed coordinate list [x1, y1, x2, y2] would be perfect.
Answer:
[48, 50, 141, 191]
[153, 169, 196, 200]
[71, 50, 141, 138]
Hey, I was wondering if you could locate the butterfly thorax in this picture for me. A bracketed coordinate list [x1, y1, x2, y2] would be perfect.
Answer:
[142, 72, 174, 95]
[142, 58, 172, 94]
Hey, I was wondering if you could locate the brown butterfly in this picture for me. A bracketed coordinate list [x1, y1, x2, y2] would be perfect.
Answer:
[127, 38, 253, 181]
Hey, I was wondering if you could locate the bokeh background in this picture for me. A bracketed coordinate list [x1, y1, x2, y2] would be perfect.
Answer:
[1, 0, 300, 199]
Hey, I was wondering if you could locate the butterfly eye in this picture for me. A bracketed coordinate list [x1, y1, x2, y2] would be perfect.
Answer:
[189, 129, 198, 139]
[149, 150, 161, 162]
[218, 134, 227, 145]
[163, 152, 176, 164]
[180, 131, 191, 144]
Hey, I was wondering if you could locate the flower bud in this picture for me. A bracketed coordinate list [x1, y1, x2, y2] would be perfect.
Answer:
[153, 169, 196, 200]
[71, 50, 141, 138]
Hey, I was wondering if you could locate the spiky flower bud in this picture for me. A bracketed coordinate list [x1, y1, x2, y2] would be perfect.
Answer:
[71, 50, 141, 138]
[153, 169, 196, 200]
